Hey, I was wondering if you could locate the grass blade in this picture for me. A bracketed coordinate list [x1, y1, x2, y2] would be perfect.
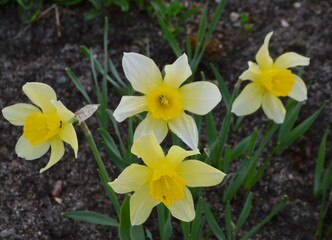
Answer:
[62, 210, 118, 226]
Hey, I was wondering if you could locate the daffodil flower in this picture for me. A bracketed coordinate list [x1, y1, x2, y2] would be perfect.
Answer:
[231, 32, 310, 124]
[2, 82, 78, 173]
[113, 53, 222, 149]
[109, 132, 225, 225]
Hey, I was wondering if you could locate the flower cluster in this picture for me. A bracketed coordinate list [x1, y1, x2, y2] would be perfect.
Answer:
[1, 31, 310, 226]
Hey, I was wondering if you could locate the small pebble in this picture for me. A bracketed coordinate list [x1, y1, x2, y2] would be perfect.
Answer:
[281, 19, 290, 28]
[230, 12, 240, 22]
[293, 2, 301, 8]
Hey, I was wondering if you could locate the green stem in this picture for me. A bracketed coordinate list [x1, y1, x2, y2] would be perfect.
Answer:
[80, 122, 121, 216]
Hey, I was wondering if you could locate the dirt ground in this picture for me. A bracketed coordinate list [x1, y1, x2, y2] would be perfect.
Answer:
[0, 0, 331, 239]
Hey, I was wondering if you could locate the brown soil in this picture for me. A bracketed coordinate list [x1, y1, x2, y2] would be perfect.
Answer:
[0, 1, 331, 239]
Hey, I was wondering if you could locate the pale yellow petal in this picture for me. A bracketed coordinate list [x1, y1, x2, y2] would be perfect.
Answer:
[166, 146, 200, 167]
[239, 61, 260, 81]
[262, 93, 286, 124]
[122, 52, 163, 94]
[176, 160, 226, 187]
[2, 103, 40, 126]
[231, 82, 263, 116]
[288, 75, 307, 102]
[109, 164, 151, 194]
[180, 81, 221, 115]
[164, 53, 192, 88]
[168, 187, 195, 222]
[131, 131, 165, 169]
[255, 32, 273, 69]
[39, 137, 64, 173]
[130, 184, 159, 226]
[274, 52, 310, 69]
[15, 135, 50, 160]
[22, 82, 57, 113]
[168, 113, 198, 150]
[59, 123, 78, 158]
[52, 100, 75, 122]
[113, 96, 147, 122]
[134, 113, 168, 144]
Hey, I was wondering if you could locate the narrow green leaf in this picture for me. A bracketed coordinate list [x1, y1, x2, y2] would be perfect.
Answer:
[62, 210, 118, 226]
[98, 128, 127, 170]
[131, 225, 145, 240]
[225, 201, 232, 240]
[191, 197, 203, 238]
[155, 14, 181, 57]
[230, 134, 252, 160]
[235, 192, 253, 236]
[205, 112, 218, 144]
[65, 67, 92, 103]
[119, 197, 132, 240]
[314, 129, 329, 196]
[202, 200, 226, 240]
[211, 64, 230, 110]
[240, 195, 289, 240]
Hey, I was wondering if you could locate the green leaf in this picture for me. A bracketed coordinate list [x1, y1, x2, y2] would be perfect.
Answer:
[62, 210, 118, 226]
[314, 128, 329, 197]
[191, 198, 203, 238]
[225, 201, 232, 240]
[65, 67, 92, 103]
[235, 192, 252, 236]
[277, 106, 323, 153]
[119, 197, 132, 240]
[230, 133, 252, 160]
[240, 195, 289, 240]
[211, 64, 230, 110]
[84, 8, 101, 21]
[98, 128, 127, 170]
[205, 112, 218, 144]
[155, 13, 182, 57]
[202, 200, 226, 240]
[131, 225, 146, 240]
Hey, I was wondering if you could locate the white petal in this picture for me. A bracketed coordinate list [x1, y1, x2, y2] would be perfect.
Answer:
[274, 52, 310, 69]
[288, 75, 307, 102]
[180, 81, 222, 115]
[109, 164, 151, 194]
[168, 187, 195, 222]
[177, 160, 226, 187]
[130, 184, 159, 226]
[134, 113, 168, 144]
[2, 103, 40, 126]
[231, 82, 263, 116]
[168, 113, 198, 150]
[15, 135, 50, 160]
[122, 52, 163, 94]
[22, 82, 57, 114]
[255, 32, 273, 69]
[59, 123, 78, 158]
[113, 96, 148, 122]
[164, 53, 192, 88]
[239, 61, 260, 81]
[39, 137, 64, 173]
[262, 93, 286, 124]
[131, 131, 165, 169]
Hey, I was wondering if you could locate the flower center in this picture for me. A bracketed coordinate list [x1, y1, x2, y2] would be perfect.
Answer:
[258, 69, 295, 96]
[150, 164, 186, 206]
[23, 112, 62, 145]
[146, 85, 183, 121]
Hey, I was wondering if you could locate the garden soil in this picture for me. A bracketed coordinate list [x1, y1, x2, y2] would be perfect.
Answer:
[0, 0, 331, 239]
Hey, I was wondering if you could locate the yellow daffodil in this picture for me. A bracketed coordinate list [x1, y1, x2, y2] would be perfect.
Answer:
[113, 53, 222, 149]
[2, 82, 78, 173]
[231, 31, 310, 123]
[109, 132, 225, 226]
